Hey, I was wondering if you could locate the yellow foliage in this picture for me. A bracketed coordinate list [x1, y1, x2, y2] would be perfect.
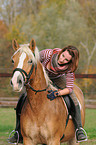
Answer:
[0, 20, 8, 38]
[75, 65, 96, 94]
[5, 25, 27, 44]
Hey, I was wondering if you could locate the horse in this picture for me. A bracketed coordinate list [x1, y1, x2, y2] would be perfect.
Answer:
[10, 38, 85, 145]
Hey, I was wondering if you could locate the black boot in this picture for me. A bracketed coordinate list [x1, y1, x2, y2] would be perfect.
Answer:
[8, 112, 23, 144]
[71, 104, 87, 143]
[8, 93, 26, 144]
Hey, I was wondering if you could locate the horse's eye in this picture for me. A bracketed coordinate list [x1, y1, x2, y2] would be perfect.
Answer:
[28, 59, 32, 64]
[12, 59, 14, 64]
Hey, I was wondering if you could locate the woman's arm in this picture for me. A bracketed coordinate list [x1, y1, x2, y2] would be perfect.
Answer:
[58, 88, 70, 96]
[47, 72, 74, 100]
[39, 49, 53, 63]
[57, 72, 74, 96]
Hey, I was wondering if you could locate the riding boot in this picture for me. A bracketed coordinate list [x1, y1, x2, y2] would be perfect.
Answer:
[71, 104, 87, 142]
[8, 113, 23, 144]
[8, 93, 27, 144]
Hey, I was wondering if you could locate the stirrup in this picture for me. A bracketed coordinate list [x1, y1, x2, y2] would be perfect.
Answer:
[8, 130, 19, 145]
[75, 127, 88, 143]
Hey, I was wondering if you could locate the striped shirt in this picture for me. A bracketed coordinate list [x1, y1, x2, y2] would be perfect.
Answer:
[40, 49, 74, 93]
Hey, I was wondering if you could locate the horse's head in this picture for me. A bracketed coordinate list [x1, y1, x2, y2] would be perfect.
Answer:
[10, 38, 39, 92]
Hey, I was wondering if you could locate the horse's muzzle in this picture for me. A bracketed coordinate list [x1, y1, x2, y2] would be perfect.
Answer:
[10, 73, 24, 92]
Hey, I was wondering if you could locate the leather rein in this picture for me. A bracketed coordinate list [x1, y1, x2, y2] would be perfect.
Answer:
[12, 64, 49, 94]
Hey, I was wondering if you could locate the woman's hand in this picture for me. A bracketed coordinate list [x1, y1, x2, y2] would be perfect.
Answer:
[47, 90, 58, 101]
[47, 88, 70, 101]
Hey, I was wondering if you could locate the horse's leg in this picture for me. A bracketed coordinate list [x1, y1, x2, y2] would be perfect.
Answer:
[67, 137, 79, 145]
[23, 136, 36, 145]
[48, 138, 60, 145]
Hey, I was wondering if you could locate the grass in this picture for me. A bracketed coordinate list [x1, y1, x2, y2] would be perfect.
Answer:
[0, 108, 96, 145]
[0, 108, 15, 145]
[84, 109, 96, 140]
[80, 109, 96, 145]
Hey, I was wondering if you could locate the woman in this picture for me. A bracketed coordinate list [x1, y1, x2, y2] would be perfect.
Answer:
[8, 46, 87, 143]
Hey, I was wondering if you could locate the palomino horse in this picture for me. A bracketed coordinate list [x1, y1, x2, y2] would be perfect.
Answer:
[11, 38, 85, 145]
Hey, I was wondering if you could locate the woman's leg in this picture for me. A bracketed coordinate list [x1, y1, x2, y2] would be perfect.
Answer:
[8, 93, 27, 143]
[51, 75, 87, 143]
[69, 93, 87, 143]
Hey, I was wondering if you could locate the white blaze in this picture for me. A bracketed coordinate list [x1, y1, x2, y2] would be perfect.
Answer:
[11, 52, 26, 91]
[17, 52, 26, 68]
[14, 52, 26, 78]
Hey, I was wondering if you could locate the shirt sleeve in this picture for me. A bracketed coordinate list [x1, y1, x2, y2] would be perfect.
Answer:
[66, 72, 74, 93]
[39, 49, 53, 64]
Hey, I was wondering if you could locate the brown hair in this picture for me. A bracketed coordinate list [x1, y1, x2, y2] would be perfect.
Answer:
[58, 45, 79, 72]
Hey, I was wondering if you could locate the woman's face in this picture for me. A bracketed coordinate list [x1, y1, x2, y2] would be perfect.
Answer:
[58, 50, 72, 65]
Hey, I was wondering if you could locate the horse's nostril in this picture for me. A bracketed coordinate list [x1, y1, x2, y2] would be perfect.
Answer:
[17, 75, 23, 85]
[19, 79, 22, 84]
[10, 80, 13, 86]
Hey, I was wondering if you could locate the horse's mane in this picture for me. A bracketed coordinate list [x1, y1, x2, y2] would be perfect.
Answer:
[19, 44, 40, 64]
[14, 44, 56, 90]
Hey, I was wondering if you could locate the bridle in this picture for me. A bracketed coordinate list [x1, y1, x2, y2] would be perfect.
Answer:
[12, 64, 35, 83]
[12, 63, 49, 94]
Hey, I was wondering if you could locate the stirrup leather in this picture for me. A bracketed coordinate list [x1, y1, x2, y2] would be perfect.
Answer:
[75, 127, 88, 143]
[8, 130, 19, 145]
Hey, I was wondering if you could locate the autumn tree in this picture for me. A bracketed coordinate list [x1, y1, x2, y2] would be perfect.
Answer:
[0, 20, 11, 72]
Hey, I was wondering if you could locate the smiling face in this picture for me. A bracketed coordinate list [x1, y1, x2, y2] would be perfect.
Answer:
[58, 50, 72, 65]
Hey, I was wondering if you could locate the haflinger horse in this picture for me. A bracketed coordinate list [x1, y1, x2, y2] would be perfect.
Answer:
[11, 38, 85, 145]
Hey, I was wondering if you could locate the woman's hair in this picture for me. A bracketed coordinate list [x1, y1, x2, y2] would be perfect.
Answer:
[58, 45, 79, 72]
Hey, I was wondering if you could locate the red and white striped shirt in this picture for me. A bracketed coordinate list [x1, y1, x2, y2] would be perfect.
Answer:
[40, 49, 74, 93]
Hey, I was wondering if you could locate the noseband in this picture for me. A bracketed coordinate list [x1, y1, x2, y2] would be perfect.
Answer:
[12, 64, 35, 83]
[12, 64, 49, 94]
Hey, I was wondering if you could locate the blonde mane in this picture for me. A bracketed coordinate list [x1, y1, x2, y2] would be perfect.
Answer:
[19, 44, 40, 64]
[42, 65, 57, 90]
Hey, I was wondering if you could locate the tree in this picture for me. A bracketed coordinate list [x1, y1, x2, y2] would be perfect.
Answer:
[80, 42, 96, 74]
[0, 0, 44, 26]
[0, 20, 8, 38]
[30, 1, 88, 50]
[0, 20, 11, 72]
[5, 25, 27, 44]
[0, 0, 18, 25]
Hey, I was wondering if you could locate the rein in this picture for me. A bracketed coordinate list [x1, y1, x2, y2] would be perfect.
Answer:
[12, 64, 49, 94]
[26, 82, 49, 94]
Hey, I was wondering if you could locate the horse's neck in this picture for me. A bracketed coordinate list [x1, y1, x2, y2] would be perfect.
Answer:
[33, 62, 47, 89]
[27, 62, 48, 106]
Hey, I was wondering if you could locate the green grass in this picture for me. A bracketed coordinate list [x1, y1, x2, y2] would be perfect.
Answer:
[0, 108, 15, 135]
[0, 108, 96, 145]
[84, 109, 96, 140]
[0, 108, 15, 144]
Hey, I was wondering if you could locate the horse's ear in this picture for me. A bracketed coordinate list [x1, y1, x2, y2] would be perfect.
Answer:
[30, 38, 36, 53]
[12, 39, 19, 50]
